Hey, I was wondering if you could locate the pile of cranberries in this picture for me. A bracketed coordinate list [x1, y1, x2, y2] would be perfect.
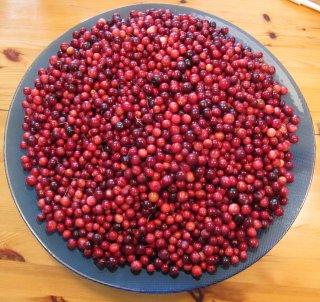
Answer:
[20, 9, 299, 278]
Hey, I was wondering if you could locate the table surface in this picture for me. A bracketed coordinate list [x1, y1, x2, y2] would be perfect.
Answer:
[0, 0, 319, 301]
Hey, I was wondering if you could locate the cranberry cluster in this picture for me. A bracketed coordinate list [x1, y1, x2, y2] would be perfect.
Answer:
[20, 9, 299, 278]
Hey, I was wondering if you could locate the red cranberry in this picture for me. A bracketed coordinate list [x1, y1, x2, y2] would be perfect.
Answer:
[191, 265, 202, 278]
[131, 260, 142, 272]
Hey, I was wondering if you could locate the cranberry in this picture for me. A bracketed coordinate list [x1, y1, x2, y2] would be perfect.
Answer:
[26, 175, 37, 186]
[46, 220, 57, 233]
[191, 265, 202, 278]
[131, 260, 142, 272]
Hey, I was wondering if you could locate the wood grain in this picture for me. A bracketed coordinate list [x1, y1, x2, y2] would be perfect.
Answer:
[0, 0, 319, 301]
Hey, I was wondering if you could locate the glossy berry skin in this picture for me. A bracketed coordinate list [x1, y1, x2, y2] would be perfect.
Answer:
[20, 9, 299, 279]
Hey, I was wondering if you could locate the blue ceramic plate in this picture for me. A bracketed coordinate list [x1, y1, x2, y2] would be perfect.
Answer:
[4, 3, 315, 293]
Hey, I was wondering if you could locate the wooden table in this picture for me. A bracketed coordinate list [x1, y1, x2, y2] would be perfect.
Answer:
[0, 0, 319, 301]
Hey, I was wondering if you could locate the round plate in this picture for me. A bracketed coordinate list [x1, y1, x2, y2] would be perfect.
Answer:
[5, 3, 315, 293]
